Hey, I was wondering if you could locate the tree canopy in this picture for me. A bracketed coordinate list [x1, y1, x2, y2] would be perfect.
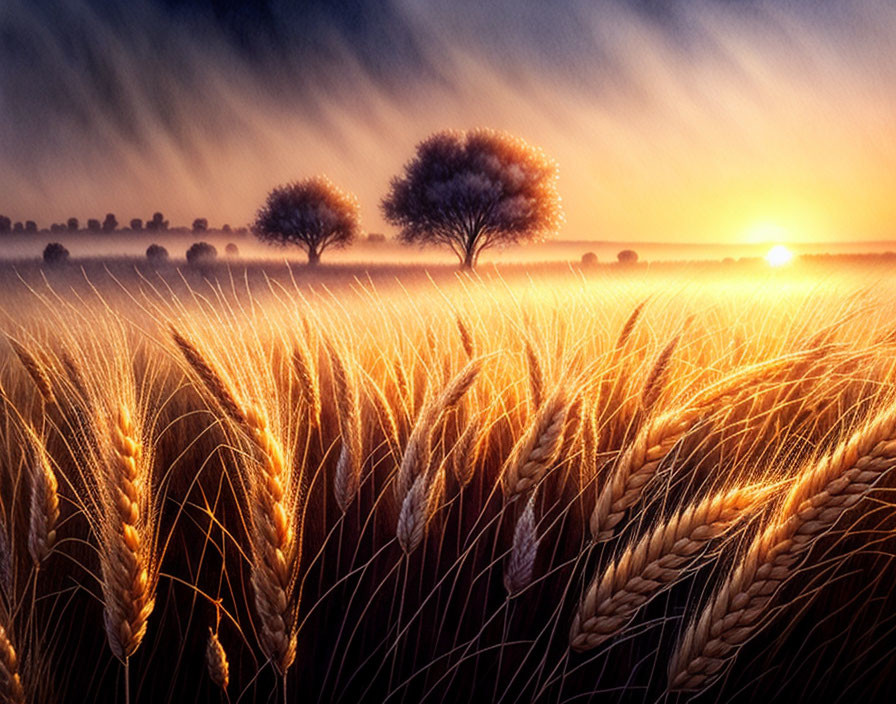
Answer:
[253, 176, 361, 265]
[381, 129, 563, 268]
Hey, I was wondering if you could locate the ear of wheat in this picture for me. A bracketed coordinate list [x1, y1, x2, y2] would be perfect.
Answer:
[589, 351, 818, 542]
[101, 405, 155, 663]
[291, 343, 321, 426]
[24, 425, 59, 567]
[668, 403, 896, 692]
[502, 389, 569, 498]
[524, 339, 544, 408]
[396, 360, 482, 499]
[397, 463, 445, 555]
[8, 338, 54, 405]
[570, 484, 770, 652]
[172, 328, 300, 675]
[328, 342, 362, 512]
[456, 316, 475, 359]
[0, 621, 25, 704]
[206, 629, 229, 691]
[504, 493, 538, 595]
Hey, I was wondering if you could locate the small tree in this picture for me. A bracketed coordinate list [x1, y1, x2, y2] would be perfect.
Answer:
[192, 218, 208, 233]
[222, 224, 232, 234]
[43, 242, 69, 265]
[130, 218, 143, 231]
[25, 221, 37, 233]
[13, 222, 23, 233]
[0, 215, 10, 233]
[67, 217, 79, 232]
[146, 212, 168, 232]
[102, 213, 118, 232]
[253, 176, 360, 265]
[617, 249, 638, 265]
[382, 129, 563, 269]
[186, 241, 217, 267]
[87, 219, 101, 232]
[146, 244, 169, 262]
[581, 252, 598, 267]
[225, 243, 239, 257]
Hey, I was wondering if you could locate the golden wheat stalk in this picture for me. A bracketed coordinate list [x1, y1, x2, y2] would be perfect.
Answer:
[524, 339, 544, 408]
[395, 359, 482, 499]
[0, 622, 25, 704]
[291, 343, 321, 426]
[640, 333, 681, 415]
[243, 407, 299, 675]
[396, 463, 446, 555]
[8, 339, 53, 405]
[23, 425, 59, 567]
[327, 342, 362, 512]
[101, 405, 155, 663]
[206, 629, 229, 691]
[456, 316, 475, 359]
[589, 350, 819, 542]
[570, 484, 770, 652]
[452, 415, 481, 487]
[502, 389, 569, 498]
[172, 329, 299, 674]
[504, 493, 538, 595]
[668, 403, 896, 692]
[170, 329, 245, 425]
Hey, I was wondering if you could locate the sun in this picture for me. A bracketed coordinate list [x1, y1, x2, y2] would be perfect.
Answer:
[765, 245, 794, 267]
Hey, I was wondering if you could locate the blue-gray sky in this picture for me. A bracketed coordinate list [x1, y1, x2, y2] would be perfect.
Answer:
[1, 0, 895, 242]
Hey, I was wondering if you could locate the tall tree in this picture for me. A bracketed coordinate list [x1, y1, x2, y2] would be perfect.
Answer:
[381, 129, 563, 269]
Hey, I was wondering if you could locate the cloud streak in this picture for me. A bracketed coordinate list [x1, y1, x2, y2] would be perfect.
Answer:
[1, 0, 894, 243]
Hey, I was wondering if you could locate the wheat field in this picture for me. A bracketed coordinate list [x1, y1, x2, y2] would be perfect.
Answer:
[1, 261, 896, 703]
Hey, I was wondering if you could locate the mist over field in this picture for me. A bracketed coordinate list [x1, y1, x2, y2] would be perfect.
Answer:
[2, 0, 896, 246]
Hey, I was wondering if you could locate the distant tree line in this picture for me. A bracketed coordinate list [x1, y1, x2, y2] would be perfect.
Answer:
[0, 211, 248, 236]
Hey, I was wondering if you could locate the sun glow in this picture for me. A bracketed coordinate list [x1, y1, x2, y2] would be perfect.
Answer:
[765, 245, 794, 267]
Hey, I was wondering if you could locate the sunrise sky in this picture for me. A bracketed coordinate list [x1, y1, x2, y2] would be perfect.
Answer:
[1, 0, 895, 244]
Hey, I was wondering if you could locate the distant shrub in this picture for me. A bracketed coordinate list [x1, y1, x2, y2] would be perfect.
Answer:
[13, 222, 23, 233]
[617, 249, 638, 265]
[130, 218, 143, 231]
[146, 244, 169, 262]
[225, 243, 239, 257]
[25, 221, 37, 233]
[67, 217, 79, 232]
[367, 232, 387, 244]
[192, 218, 208, 233]
[87, 218, 101, 232]
[186, 241, 217, 267]
[581, 252, 598, 267]
[0, 215, 10, 233]
[222, 224, 232, 233]
[50, 223, 65, 233]
[43, 242, 70, 265]
[102, 213, 118, 232]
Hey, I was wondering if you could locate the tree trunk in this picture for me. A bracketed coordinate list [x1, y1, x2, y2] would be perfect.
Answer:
[308, 248, 321, 266]
[461, 247, 475, 270]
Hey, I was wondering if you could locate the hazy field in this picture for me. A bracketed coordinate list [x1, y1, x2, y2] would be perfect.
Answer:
[2, 258, 896, 703]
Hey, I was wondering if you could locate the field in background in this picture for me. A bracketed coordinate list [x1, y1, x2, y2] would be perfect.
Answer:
[5, 232, 896, 264]
[2, 261, 896, 703]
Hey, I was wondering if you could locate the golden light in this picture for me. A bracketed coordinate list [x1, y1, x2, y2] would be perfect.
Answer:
[765, 245, 794, 267]
[743, 221, 790, 244]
